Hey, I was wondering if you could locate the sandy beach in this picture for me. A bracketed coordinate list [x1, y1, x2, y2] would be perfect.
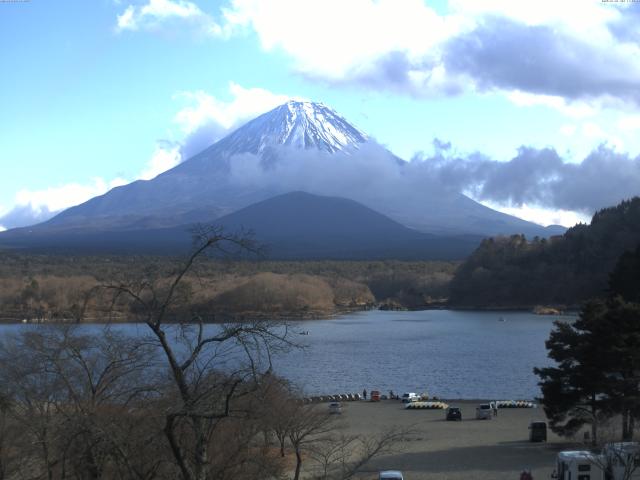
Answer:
[335, 399, 579, 480]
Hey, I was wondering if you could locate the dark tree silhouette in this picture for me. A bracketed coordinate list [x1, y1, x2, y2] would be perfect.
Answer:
[535, 297, 640, 444]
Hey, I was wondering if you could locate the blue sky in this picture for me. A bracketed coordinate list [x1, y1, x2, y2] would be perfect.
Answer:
[1, 0, 640, 229]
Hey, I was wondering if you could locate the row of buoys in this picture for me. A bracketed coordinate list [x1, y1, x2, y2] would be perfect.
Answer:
[305, 393, 361, 403]
[405, 401, 449, 410]
[495, 400, 536, 408]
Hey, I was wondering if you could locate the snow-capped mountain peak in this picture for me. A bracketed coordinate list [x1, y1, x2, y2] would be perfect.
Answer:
[214, 100, 368, 156]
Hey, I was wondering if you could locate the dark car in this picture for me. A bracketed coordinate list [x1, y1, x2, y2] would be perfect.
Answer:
[446, 407, 462, 421]
[529, 421, 547, 442]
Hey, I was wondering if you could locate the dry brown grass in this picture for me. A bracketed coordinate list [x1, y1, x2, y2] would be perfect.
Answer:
[0, 255, 458, 321]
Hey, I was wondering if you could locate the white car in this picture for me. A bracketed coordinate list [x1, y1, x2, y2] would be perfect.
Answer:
[401, 392, 418, 403]
[379, 471, 404, 480]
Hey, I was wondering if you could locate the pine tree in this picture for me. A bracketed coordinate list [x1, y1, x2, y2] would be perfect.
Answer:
[534, 300, 611, 443]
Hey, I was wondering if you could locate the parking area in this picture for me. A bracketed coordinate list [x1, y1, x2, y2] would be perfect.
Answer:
[338, 399, 577, 480]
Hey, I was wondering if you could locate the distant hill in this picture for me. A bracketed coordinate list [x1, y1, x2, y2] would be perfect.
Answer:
[212, 192, 483, 259]
[0, 192, 483, 260]
[449, 197, 640, 307]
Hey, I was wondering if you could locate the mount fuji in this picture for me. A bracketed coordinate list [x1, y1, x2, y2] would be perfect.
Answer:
[0, 100, 563, 257]
[212, 100, 368, 155]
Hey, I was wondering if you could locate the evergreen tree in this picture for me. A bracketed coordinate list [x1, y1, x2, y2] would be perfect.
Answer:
[597, 298, 640, 440]
[534, 301, 611, 443]
[535, 298, 640, 442]
[609, 245, 640, 303]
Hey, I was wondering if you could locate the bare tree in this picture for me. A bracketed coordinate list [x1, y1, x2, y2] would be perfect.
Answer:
[579, 419, 640, 480]
[101, 227, 293, 480]
[253, 370, 411, 480]
[0, 325, 167, 480]
[0, 227, 402, 480]
[287, 403, 337, 480]
[307, 428, 411, 480]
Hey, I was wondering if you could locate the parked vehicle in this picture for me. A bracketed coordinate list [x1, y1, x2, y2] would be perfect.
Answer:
[379, 470, 403, 479]
[401, 392, 418, 403]
[446, 406, 462, 421]
[370, 390, 381, 402]
[552, 451, 603, 480]
[552, 444, 640, 480]
[476, 404, 493, 420]
[529, 421, 547, 442]
[329, 402, 342, 414]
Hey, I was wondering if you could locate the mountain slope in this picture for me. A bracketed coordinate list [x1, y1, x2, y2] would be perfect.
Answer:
[39, 101, 368, 230]
[212, 192, 482, 259]
[0, 192, 482, 259]
[1, 100, 563, 249]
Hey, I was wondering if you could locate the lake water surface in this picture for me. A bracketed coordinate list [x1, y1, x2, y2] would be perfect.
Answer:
[275, 309, 567, 400]
[0, 309, 571, 400]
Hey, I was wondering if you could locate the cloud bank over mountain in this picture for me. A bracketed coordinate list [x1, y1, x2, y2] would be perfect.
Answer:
[205, 139, 639, 227]
[3, 134, 637, 231]
[412, 142, 640, 216]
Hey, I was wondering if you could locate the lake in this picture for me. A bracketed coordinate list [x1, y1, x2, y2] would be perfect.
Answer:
[275, 309, 567, 400]
[0, 309, 570, 400]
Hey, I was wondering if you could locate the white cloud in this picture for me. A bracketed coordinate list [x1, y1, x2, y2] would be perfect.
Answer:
[0, 82, 290, 229]
[174, 82, 291, 135]
[580, 122, 624, 151]
[224, 0, 460, 81]
[582, 122, 604, 139]
[220, 0, 640, 114]
[140, 143, 182, 180]
[482, 201, 590, 228]
[114, 1, 640, 114]
[449, 0, 619, 36]
[0, 177, 129, 229]
[618, 115, 640, 132]
[0, 225, 5, 232]
[14, 177, 128, 214]
[116, 0, 225, 36]
[1, 146, 183, 226]
[5, 144, 184, 223]
[117, 6, 136, 29]
[506, 91, 596, 119]
[560, 124, 577, 137]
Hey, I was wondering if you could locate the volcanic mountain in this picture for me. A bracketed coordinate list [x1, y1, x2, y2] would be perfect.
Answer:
[0, 100, 563, 255]
[0, 192, 482, 259]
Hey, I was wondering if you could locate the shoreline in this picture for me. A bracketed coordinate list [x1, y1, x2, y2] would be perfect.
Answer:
[0, 304, 578, 325]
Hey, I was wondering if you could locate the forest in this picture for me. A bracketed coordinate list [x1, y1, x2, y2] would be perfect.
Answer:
[449, 197, 640, 308]
[0, 254, 457, 322]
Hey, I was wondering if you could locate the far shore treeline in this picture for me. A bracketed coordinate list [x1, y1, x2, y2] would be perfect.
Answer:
[450, 196, 640, 309]
[1, 196, 639, 322]
[0, 257, 455, 322]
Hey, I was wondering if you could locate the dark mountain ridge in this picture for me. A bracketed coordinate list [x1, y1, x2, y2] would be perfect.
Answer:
[0, 192, 482, 260]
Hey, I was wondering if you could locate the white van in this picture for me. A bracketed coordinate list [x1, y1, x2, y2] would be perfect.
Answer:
[553, 451, 604, 480]
[401, 393, 418, 403]
[379, 471, 403, 480]
[476, 403, 493, 420]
